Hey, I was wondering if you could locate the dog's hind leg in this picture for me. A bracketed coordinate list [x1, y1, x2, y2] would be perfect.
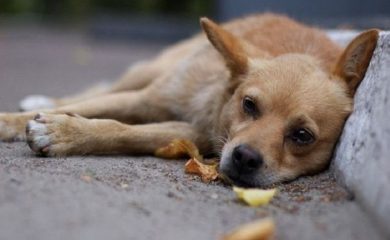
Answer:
[1, 88, 173, 141]
[18, 37, 200, 112]
[19, 81, 111, 112]
[25, 113, 210, 157]
[18, 61, 162, 112]
[109, 61, 165, 93]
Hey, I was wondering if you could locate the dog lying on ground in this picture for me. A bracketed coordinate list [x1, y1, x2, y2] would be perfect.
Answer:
[0, 14, 378, 186]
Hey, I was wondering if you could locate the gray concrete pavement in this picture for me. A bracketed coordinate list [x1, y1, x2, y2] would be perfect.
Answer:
[0, 24, 386, 240]
[333, 31, 390, 237]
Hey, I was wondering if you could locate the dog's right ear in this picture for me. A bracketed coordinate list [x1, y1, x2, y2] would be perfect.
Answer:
[200, 17, 248, 77]
[333, 29, 379, 96]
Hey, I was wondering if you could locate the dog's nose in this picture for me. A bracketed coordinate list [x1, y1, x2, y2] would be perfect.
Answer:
[232, 144, 263, 174]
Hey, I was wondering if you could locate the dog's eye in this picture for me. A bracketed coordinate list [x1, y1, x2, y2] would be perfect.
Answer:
[242, 96, 259, 117]
[289, 128, 315, 145]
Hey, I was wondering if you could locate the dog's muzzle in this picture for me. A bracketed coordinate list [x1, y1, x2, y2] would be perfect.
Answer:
[220, 144, 263, 186]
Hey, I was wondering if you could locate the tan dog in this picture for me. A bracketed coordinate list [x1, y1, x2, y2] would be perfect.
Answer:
[0, 14, 378, 186]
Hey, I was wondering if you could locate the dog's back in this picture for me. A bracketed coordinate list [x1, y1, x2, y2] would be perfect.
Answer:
[222, 13, 342, 70]
[155, 13, 343, 77]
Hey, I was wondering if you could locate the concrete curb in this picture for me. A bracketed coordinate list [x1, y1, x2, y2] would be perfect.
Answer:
[332, 31, 390, 237]
[327, 29, 359, 47]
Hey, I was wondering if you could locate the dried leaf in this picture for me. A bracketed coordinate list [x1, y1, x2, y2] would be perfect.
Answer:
[222, 218, 275, 240]
[185, 157, 219, 183]
[156, 139, 219, 183]
[233, 186, 277, 207]
[155, 139, 201, 159]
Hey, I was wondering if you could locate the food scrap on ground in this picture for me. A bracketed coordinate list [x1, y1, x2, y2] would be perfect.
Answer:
[222, 218, 275, 240]
[233, 186, 277, 207]
[155, 139, 219, 183]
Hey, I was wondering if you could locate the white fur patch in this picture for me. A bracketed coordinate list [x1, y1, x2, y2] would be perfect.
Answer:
[19, 95, 56, 111]
[28, 120, 48, 135]
[32, 135, 50, 149]
[27, 120, 50, 149]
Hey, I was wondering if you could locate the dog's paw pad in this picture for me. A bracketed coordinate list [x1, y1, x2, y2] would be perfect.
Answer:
[19, 95, 56, 112]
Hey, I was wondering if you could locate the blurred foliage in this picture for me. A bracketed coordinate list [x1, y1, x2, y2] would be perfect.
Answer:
[0, 0, 214, 18]
[95, 0, 213, 16]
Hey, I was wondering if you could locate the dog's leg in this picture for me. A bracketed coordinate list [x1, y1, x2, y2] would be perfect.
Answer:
[1, 89, 173, 141]
[19, 61, 162, 111]
[19, 82, 111, 112]
[25, 113, 208, 156]
[109, 61, 164, 92]
[18, 36, 200, 112]
[18, 37, 202, 112]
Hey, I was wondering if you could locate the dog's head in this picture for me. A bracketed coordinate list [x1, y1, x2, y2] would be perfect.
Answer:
[201, 18, 378, 187]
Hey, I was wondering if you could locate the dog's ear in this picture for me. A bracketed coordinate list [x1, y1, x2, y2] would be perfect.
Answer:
[333, 29, 379, 96]
[200, 17, 248, 76]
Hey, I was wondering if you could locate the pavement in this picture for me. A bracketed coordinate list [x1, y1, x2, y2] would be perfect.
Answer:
[0, 24, 386, 240]
[333, 31, 390, 237]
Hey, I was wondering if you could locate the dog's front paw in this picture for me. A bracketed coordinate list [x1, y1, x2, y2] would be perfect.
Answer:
[26, 113, 86, 156]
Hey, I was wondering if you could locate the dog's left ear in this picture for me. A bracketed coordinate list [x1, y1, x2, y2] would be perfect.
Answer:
[200, 17, 248, 77]
[333, 29, 379, 96]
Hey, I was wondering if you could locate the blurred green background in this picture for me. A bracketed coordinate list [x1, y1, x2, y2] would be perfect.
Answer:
[0, 0, 216, 42]
[0, 0, 214, 20]
[0, 0, 389, 42]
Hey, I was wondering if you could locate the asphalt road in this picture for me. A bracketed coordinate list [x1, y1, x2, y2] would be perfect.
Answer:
[0, 24, 385, 240]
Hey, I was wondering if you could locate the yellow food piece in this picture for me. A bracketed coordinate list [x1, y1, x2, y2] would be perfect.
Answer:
[222, 218, 275, 240]
[233, 186, 276, 207]
[233, 186, 245, 198]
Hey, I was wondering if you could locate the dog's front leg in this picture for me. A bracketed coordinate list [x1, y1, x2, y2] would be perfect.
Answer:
[25, 113, 208, 156]
[0, 89, 172, 141]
